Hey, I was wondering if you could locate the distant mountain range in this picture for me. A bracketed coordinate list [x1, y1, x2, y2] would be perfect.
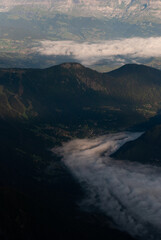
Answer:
[1, 0, 161, 23]
[0, 0, 161, 70]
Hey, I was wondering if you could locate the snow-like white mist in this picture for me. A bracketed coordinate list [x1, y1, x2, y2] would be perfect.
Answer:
[53, 132, 161, 240]
[34, 37, 161, 65]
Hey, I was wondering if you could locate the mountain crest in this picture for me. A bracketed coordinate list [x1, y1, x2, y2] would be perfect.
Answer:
[60, 62, 84, 69]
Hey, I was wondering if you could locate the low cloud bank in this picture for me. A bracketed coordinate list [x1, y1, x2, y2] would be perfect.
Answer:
[34, 37, 161, 65]
[53, 132, 161, 239]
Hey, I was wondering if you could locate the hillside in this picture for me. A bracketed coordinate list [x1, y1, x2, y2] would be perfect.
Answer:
[112, 124, 161, 166]
[0, 63, 161, 123]
[105, 64, 161, 114]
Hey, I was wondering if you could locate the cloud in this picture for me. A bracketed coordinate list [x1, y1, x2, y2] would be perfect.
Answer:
[33, 37, 161, 65]
[53, 132, 161, 239]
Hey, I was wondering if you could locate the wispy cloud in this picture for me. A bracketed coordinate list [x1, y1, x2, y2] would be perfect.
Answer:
[53, 132, 161, 239]
[33, 37, 161, 65]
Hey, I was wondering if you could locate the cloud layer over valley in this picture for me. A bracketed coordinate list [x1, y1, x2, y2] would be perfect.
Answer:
[34, 37, 161, 65]
[53, 132, 161, 240]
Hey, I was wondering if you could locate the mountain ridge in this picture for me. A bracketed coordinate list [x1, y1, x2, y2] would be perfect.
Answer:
[0, 63, 161, 125]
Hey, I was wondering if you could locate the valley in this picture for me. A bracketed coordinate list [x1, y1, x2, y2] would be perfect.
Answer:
[0, 63, 161, 239]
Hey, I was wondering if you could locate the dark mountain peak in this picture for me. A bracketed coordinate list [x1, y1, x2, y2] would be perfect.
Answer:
[109, 63, 148, 73]
[46, 62, 85, 72]
[118, 63, 158, 71]
[107, 63, 161, 78]
[59, 62, 85, 70]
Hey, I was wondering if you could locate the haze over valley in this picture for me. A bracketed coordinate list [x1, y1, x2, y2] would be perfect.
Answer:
[54, 132, 161, 240]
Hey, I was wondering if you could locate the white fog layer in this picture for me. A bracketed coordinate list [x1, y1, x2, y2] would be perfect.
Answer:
[34, 37, 161, 65]
[53, 132, 161, 239]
